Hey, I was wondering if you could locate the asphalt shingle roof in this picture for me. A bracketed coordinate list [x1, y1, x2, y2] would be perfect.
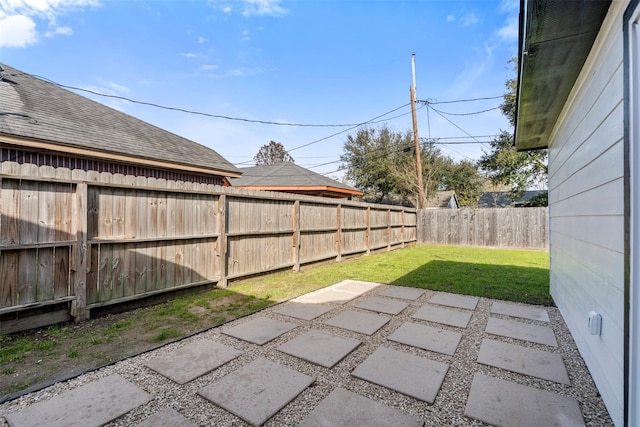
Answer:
[0, 64, 240, 177]
[231, 162, 361, 195]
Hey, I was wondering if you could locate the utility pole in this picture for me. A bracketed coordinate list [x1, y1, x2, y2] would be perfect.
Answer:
[410, 53, 426, 209]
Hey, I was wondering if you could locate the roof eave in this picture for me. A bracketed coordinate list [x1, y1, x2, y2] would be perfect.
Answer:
[515, 0, 611, 151]
[235, 185, 364, 196]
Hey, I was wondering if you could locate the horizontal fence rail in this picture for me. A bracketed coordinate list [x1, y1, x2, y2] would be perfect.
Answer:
[417, 208, 548, 249]
[0, 162, 417, 332]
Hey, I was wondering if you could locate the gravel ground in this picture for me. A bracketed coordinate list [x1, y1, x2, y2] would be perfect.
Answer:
[0, 284, 614, 426]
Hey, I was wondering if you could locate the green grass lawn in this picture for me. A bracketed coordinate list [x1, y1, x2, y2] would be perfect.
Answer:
[1, 244, 550, 399]
[233, 244, 551, 306]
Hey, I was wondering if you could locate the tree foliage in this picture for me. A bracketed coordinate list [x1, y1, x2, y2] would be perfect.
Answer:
[340, 126, 483, 206]
[478, 58, 547, 202]
[441, 160, 484, 207]
[340, 126, 408, 202]
[253, 141, 294, 165]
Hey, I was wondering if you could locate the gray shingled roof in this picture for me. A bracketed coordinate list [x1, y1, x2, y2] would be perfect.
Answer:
[478, 190, 547, 208]
[425, 190, 459, 208]
[231, 162, 362, 194]
[0, 63, 240, 177]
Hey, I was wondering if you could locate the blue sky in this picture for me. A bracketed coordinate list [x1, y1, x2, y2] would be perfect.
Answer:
[0, 0, 518, 179]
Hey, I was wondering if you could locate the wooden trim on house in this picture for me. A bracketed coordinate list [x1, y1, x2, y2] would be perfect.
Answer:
[236, 185, 363, 197]
[0, 135, 242, 178]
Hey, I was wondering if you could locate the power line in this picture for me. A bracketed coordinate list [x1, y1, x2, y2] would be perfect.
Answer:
[429, 106, 501, 116]
[418, 95, 504, 105]
[426, 104, 490, 150]
[12, 71, 404, 128]
[286, 103, 415, 152]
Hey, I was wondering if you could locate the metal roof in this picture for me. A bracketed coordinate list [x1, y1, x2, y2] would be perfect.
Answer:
[0, 63, 241, 177]
[515, 0, 611, 150]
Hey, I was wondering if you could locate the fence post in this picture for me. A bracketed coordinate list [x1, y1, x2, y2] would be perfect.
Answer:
[335, 204, 342, 261]
[216, 194, 228, 288]
[401, 209, 406, 248]
[387, 208, 391, 251]
[366, 206, 371, 254]
[71, 182, 88, 322]
[293, 200, 301, 272]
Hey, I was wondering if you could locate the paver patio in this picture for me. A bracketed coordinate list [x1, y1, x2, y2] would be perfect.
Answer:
[0, 283, 611, 426]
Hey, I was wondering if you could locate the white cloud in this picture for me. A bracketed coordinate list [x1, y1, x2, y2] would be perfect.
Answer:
[79, 80, 130, 111]
[241, 0, 287, 17]
[497, 15, 518, 42]
[0, 0, 99, 47]
[45, 24, 72, 37]
[198, 36, 207, 43]
[242, 29, 250, 41]
[446, 14, 455, 23]
[499, 0, 519, 14]
[460, 12, 478, 26]
[0, 14, 37, 47]
[451, 42, 495, 94]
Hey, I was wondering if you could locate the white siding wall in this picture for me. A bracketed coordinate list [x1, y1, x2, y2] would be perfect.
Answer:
[547, 2, 626, 425]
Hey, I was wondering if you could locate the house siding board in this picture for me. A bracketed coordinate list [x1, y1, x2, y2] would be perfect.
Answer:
[547, 26, 623, 174]
[547, 3, 626, 424]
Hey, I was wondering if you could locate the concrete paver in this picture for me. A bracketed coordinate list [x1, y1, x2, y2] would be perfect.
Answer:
[292, 280, 380, 305]
[272, 302, 332, 320]
[324, 310, 390, 335]
[465, 373, 584, 427]
[4, 374, 151, 427]
[0, 280, 605, 427]
[378, 286, 425, 301]
[477, 338, 570, 384]
[429, 292, 479, 310]
[412, 304, 473, 328]
[491, 301, 550, 322]
[486, 317, 558, 346]
[277, 329, 361, 368]
[222, 316, 297, 345]
[388, 322, 462, 356]
[332, 279, 382, 294]
[144, 340, 242, 384]
[352, 347, 449, 403]
[298, 387, 423, 427]
[198, 358, 314, 426]
[134, 408, 196, 427]
[356, 297, 409, 315]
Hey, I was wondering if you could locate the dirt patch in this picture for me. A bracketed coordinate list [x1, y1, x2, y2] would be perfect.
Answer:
[0, 290, 274, 402]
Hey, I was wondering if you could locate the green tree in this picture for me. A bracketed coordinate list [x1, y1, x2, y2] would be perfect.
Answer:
[441, 160, 484, 207]
[253, 141, 294, 165]
[478, 58, 547, 202]
[340, 126, 408, 202]
[341, 127, 482, 206]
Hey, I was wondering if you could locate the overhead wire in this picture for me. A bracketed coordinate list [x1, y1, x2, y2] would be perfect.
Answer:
[426, 103, 491, 150]
[418, 95, 504, 105]
[7, 70, 504, 169]
[11, 71, 408, 128]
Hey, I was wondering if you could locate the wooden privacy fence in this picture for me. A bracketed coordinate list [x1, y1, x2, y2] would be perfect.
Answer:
[417, 207, 548, 249]
[0, 165, 416, 331]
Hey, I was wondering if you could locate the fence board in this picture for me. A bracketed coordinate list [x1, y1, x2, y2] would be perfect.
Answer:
[417, 208, 548, 249]
[0, 251, 18, 308]
[1, 164, 417, 328]
[18, 249, 36, 304]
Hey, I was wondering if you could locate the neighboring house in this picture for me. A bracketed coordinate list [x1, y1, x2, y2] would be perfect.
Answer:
[231, 162, 363, 199]
[516, 1, 639, 425]
[477, 190, 547, 208]
[0, 63, 241, 183]
[425, 190, 459, 209]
